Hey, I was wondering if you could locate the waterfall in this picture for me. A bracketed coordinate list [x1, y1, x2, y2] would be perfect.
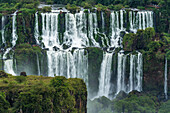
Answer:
[129, 54, 135, 92]
[101, 12, 105, 32]
[120, 10, 124, 31]
[38, 10, 151, 99]
[116, 52, 125, 94]
[129, 11, 153, 33]
[3, 48, 16, 75]
[40, 10, 153, 49]
[135, 52, 143, 91]
[34, 12, 40, 44]
[88, 13, 99, 47]
[36, 53, 40, 75]
[12, 11, 18, 47]
[4, 59, 16, 75]
[3, 11, 18, 75]
[98, 52, 113, 98]
[115, 52, 143, 96]
[1, 16, 5, 44]
[41, 13, 60, 49]
[75, 11, 89, 47]
[47, 49, 88, 84]
[110, 11, 121, 48]
[164, 58, 168, 99]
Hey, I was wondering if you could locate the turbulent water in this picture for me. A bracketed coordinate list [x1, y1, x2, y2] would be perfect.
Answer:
[1, 9, 153, 99]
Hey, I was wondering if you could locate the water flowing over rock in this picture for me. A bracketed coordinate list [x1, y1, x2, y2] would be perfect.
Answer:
[47, 49, 88, 85]
[2, 9, 153, 99]
[12, 11, 18, 47]
[34, 12, 40, 45]
[3, 11, 18, 75]
[98, 52, 113, 98]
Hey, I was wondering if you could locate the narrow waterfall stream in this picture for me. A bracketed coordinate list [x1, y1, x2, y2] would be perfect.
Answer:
[34, 12, 40, 45]
[1, 16, 5, 44]
[164, 58, 168, 99]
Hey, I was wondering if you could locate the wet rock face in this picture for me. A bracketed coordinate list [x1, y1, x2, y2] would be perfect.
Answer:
[20, 72, 27, 76]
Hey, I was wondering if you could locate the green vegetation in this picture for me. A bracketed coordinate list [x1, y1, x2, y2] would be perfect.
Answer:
[88, 91, 166, 113]
[123, 28, 169, 60]
[0, 71, 87, 113]
[158, 100, 170, 113]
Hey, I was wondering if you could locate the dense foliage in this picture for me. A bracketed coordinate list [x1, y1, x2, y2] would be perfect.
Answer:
[88, 91, 165, 113]
[0, 71, 87, 113]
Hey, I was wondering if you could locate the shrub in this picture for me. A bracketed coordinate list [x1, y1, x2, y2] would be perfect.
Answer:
[114, 4, 124, 10]
[2, 80, 8, 84]
[15, 76, 26, 83]
[42, 6, 51, 12]
[66, 3, 80, 13]
[0, 92, 10, 113]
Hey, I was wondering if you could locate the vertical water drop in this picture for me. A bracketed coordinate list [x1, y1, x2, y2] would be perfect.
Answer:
[116, 52, 124, 94]
[164, 58, 168, 99]
[34, 12, 40, 44]
[98, 52, 113, 98]
[135, 52, 143, 91]
[12, 11, 18, 47]
[101, 12, 105, 33]
[1, 16, 5, 44]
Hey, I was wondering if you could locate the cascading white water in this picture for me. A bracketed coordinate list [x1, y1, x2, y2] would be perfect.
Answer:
[120, 10, 124, 31]
[116, 52, 127, 94]
[39, 10, 152, 100]
[88, 13, 99, 47]
[110, 11, 122, 48]
[98, 52, 113, 98]
[130, 11, 153, 33]
[40, 10, 153, 49]
[3, 11, 18, 75]
[164, 58, 168, 99]
[101, 12, 105, 33]
[47, 49, 88, 84]
[129, 54, 135, 92]
[135, 52, 143, 91]
[75, 11, 89, 47]
[1, 16, 5, 44]
[41, 13, 60, 49]
[4, 59, 16, 75]
[34, 12, 40, 44]
[12, 11, 18, 47]
[115, 52, 143, 96]
[41, 11, 89, 86]
[3, 48, 16, 75]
